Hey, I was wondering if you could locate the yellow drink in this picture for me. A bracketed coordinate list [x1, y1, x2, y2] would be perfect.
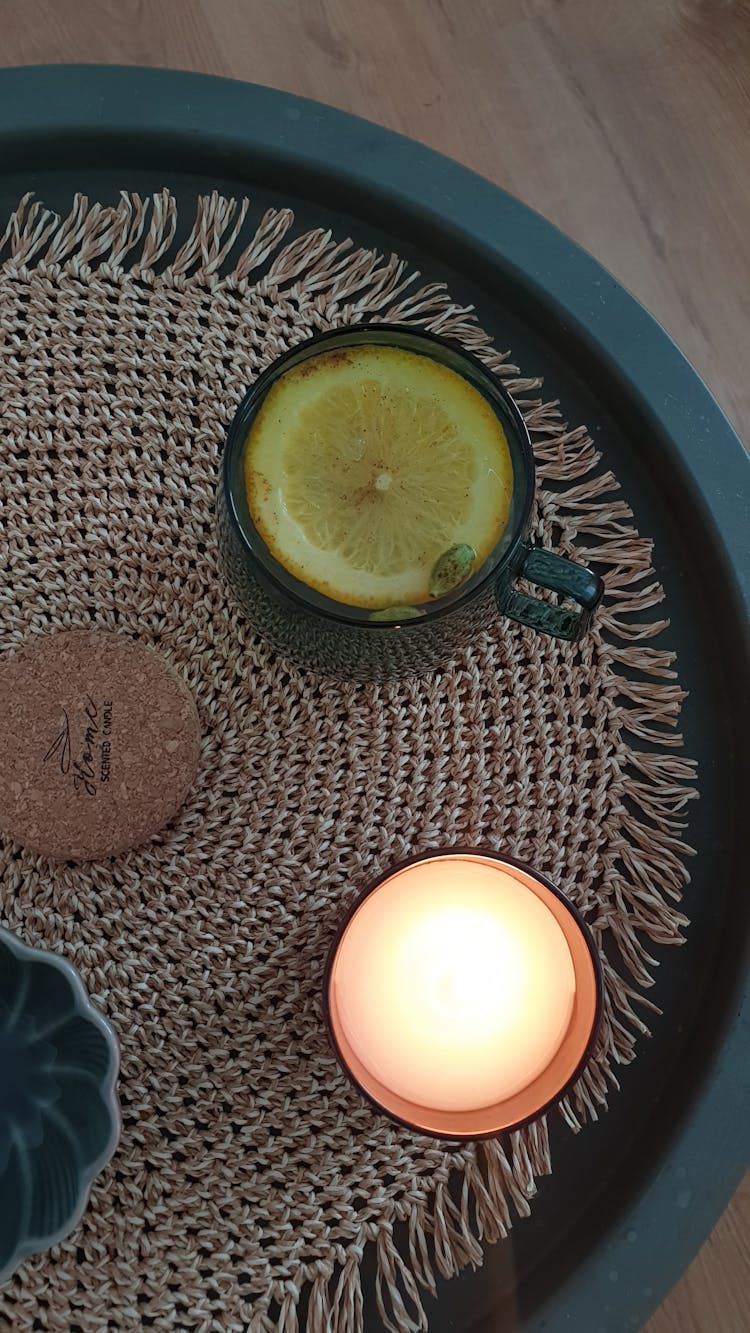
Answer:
[244, 345, 513, 610]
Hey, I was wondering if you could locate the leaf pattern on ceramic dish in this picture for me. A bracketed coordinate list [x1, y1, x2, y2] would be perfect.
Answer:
[26, 1113, 82, 1240]
[54, 1073, 117, 1167]
[51, 1015, 115, 1085]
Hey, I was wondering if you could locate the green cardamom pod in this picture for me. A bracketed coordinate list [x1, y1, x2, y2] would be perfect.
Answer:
[429, 544, 477, 598]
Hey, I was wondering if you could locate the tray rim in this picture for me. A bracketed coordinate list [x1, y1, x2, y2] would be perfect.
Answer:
[0, 62, 747, 1333]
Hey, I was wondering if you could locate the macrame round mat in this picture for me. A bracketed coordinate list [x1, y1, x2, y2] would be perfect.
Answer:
[0, 192, 697, 1333]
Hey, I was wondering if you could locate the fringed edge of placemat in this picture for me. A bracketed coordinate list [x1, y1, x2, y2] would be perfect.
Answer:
[0, 192, 699, 1333]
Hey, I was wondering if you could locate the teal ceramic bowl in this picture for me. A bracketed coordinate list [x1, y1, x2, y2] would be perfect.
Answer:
[0, 926, 120, 1284]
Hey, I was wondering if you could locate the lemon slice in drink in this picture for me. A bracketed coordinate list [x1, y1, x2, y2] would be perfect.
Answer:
[244, 345, 513, 609]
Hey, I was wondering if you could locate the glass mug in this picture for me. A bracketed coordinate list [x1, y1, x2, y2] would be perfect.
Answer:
[217, 325, 603, 679]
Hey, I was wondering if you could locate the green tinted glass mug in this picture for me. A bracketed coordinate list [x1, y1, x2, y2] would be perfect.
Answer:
[217, 325, 603, 679]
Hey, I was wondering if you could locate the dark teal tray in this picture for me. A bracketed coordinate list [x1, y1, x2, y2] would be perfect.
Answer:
[0, 65, 747, 1333]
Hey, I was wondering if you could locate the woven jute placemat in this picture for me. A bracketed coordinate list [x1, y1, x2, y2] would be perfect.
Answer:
[0, 192, 697, 1332]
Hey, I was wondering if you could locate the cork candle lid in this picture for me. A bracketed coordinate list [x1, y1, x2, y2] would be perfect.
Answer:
[0, 631, 201, 861]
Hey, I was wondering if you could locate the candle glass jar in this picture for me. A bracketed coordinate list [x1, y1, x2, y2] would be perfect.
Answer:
[324, 850, 603, 1140]
[217, 325, 604, 680]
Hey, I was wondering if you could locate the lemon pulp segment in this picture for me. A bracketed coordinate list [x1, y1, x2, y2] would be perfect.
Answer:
[244, 346, 513, 608]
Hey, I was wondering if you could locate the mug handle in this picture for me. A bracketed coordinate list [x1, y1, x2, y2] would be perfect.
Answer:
[497, 545, 604, 641]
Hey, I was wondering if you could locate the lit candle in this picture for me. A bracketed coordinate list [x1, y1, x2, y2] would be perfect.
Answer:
[326, 852, 601, 1138]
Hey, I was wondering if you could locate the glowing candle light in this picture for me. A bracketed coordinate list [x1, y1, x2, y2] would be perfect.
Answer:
[326, 852, 601, 1138]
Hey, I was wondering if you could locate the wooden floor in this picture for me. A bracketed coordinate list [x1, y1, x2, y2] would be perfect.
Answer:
[1, 1, 748, 1329]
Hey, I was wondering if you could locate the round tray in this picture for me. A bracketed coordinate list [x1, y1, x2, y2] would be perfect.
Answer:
[0, 65, 747, 1333]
